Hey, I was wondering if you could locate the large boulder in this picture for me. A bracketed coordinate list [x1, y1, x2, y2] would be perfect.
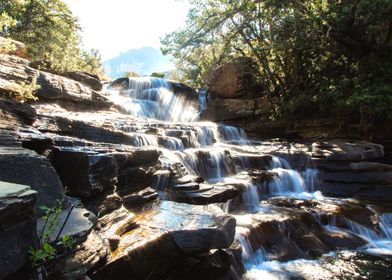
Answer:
[0, 181, 38, 279]
[0, 54, 38, 100]
[37, 71, 93, 101]
[204, 57, 260, 99]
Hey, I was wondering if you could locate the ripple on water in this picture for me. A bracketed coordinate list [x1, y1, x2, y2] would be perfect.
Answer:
[244, 251, 392, 280]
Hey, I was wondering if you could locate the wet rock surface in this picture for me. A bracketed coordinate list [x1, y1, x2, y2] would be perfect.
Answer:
[93, 201, 236, 280]
[235, 206, 367, 262]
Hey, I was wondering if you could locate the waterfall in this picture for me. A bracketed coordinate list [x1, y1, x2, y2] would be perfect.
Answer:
[106, 77, 199, 122]
[103, 77, 391, 278]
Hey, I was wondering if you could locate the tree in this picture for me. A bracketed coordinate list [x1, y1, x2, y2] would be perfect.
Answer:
[162, 0, 392, 118]
[124, 71, 140, 78]
[150, 71, 165, 78]
[0, 0, 103, 75]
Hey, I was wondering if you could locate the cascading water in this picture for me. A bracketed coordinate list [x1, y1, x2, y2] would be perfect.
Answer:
[105, 77, 392, 279]
[106, 77, 199, 122]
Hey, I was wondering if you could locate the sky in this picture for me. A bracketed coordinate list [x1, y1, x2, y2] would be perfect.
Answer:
[63, 0, 190, 60]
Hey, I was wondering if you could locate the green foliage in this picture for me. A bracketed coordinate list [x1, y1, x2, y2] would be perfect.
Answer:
[0, 37, 16, 54]
[80, 48, 104, 77]
[29, 198, 75, 278]
[162, 0, 392, 119]
[150, 71, 165, 78]
[0, 0, 103, 75]
[124, 71, 140, 78]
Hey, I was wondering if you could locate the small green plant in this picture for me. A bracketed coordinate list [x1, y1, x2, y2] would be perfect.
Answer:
[0, 77, 39, 102]
[0, 37, 16, 54]
[28, 198, 76, 279]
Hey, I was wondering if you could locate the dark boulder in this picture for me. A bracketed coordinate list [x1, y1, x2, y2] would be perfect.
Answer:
[65, 71, 103, 91]
[52, 147, 118, 198]
[0, 181, 38, 279]
[122, 187, 159, 208]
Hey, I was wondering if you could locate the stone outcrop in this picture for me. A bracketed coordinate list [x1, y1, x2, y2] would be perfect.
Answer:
[0, 181, 38, 279]
[48, 230, 108, 280]
[0, 129, 64, 213]
[0, 54, 111, 110]
[204, 57, 260, 99]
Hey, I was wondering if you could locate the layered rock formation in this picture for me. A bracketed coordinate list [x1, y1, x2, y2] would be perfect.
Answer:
[1, 49, 392, 280]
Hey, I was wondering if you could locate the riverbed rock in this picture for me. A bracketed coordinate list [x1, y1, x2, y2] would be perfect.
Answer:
[0, 99, 37, 125]
[235, 206, 366, 261]
[201, 98, 255, 121]
[122, 187, 159, 208]
[311, 140, 384, 161]
[48, 230, 108, 280]
[0, 181, 38, 279]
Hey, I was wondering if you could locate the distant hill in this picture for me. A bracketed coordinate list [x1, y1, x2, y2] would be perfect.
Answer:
[103, 47, 174, 79]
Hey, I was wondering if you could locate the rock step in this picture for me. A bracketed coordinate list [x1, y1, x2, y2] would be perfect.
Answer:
[93, 201, 236, 280]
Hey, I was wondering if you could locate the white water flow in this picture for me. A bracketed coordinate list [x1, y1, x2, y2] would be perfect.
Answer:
[105, 78, 392, 278]
[106, 77, 199, 122]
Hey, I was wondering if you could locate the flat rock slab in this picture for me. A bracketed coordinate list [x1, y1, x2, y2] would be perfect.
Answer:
[166, 184, 240, 205]
[0, 181, 31, 199]
[94, 201, 235, 279]
[37, 207, 96, 244]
